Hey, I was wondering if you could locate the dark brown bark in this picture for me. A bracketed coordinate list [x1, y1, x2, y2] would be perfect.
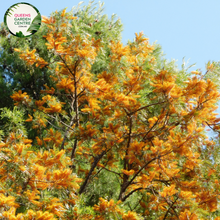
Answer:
[79, 150, 106, 194]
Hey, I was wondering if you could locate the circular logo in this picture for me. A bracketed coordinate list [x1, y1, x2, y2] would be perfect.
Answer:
[4, 2, 41, 37]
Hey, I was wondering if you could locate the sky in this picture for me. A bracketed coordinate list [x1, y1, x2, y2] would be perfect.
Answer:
[1, 0, 220, 72]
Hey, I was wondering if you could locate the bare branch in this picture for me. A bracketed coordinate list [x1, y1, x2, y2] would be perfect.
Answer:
[128, 101, 168, 116]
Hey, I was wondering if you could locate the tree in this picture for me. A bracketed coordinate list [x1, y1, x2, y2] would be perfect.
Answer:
[0, 21, 52, 109]
[0, 1, 122, 110]
[0, 1, 220, 219]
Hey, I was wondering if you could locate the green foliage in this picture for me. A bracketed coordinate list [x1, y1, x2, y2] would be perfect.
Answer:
[204, 61, 220, 90]
[71, 1, 123, 41]
[0, 21, 52, 109]
[0, 106, 27, 137]
[83, 168, 120, 206]
[0, 130, 4, 142]
[77, 194, 96, 216]
[0, 1, 123, 112]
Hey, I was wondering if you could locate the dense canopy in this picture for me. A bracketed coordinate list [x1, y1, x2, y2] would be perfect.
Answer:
[0, 2, 220, 219]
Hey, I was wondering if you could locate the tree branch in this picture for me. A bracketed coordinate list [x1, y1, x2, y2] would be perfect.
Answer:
[163, 196, 179, 220]
[79, 150, 106, 194]
[128, 101, 168, 116]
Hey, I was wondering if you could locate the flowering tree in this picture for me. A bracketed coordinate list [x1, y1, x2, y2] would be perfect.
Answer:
[1, 2, 220, 219]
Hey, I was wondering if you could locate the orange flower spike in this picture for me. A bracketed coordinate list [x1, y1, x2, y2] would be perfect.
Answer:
[25, 114, 33, 122]
[61, 9, 66, 17]
[0, 194, 19, 208]
[121, 169, 135, 176]
[179, 210, 198, 220]
[41, 15, 50, 24]
[35, 100, 46, 107]
[45, 42, 54, 50]
[23, 139, 32, 144]
[46, 103, 62, 113]
[11, 90, 30, 103]
[122, 211, 139, 220]
[14, 48, 20, 52]
[55, 150, 65, 160]
[207, 62, 214, 71]
[135, 32, 148, 44]
[70, 16, 77, 19]
[58, 37, 67, 43]
[15, 144, 23, 154]
[60, 23, 67, 27]
[36, 57, 48, 69]
[160, 184, 178, 198]
[36, 136, 43, 146]
[0, 142, 5, 148]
